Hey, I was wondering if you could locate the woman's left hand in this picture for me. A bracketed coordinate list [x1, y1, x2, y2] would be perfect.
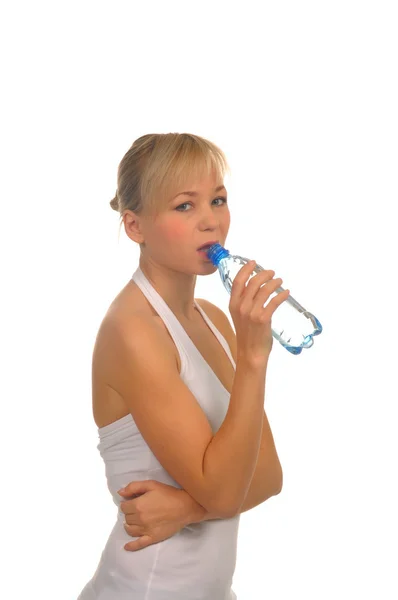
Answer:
[118, 480, 191, 551]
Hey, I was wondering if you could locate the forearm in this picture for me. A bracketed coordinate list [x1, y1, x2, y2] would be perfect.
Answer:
[202, 476, 280, 521]
[184, 473, 280, 524]
[184, 411, 283, 523]
[202, 356, 268, 515]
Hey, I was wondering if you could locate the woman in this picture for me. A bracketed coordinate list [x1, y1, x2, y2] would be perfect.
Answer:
[77, 133, 288, 600]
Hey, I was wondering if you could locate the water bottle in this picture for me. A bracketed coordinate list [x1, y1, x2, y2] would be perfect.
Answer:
[206, 243, 322, 355]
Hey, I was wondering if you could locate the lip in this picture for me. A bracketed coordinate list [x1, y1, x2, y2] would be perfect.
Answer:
[197, 240, 219, 251]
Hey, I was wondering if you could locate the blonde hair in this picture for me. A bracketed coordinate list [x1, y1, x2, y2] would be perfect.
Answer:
[110, 133, 230, 235]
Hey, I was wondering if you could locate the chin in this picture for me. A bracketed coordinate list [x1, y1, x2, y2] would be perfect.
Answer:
[199, 261, 217, 272]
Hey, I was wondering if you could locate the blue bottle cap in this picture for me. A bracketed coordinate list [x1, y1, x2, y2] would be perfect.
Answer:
[206, 243, 230, 266]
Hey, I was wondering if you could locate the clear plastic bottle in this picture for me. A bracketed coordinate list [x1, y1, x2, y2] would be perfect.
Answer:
[206, 243, 323, 355]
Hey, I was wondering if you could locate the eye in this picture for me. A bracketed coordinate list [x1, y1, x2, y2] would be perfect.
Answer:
[175, 197, 228, 212]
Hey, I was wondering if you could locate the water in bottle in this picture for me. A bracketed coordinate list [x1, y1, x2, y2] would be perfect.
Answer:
[206, 243, 322, 355]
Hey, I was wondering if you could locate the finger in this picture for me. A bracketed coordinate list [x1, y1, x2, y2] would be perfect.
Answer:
[246, 269, 275, 293]
[240, 272, 277, 314]
[236, 260, 256, 285]
[124, 522, 144, 536]
[124, 514, 141, 526]
[229, 260, 256, 305]
[243, 271, 276, 308]
[255, 278, 283, 305]
[270, 288, 290, 308]
[264, 289, 290, 317]
[120, 499, 138, 516]
[124, 535, 153, 552]
[118, 480, 155, 496]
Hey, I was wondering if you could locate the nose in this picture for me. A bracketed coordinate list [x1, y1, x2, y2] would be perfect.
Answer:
[199, 204, 220, 227]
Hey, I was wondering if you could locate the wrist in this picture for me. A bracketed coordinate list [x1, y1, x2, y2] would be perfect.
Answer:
[237, 351, 270, 370]
[178, 489, 208, 525]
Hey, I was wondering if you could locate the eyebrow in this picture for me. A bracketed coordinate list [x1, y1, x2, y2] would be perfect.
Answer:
[171, 185, 226, 202]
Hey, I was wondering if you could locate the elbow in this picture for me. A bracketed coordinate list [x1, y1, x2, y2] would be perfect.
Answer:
[207, 490, 242, 520]
[274, 466, 283, 494]
[208, 495, 238, 520]
[221, 503, 241, 520]
[220, 491, 249, 519]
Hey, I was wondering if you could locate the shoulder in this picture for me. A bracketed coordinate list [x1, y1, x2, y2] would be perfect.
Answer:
[196, 298, 237, 362]
[100, 308, 169, 353]
[94, 307, 175, 374]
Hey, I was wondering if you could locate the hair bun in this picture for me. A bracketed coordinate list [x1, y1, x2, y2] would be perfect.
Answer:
[110, 192, 119, 211]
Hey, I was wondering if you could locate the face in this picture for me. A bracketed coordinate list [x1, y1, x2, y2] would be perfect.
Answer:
[136, 171, 230, 274]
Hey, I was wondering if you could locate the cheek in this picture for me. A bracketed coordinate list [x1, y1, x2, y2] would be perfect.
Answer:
[163, 222, 189, 242]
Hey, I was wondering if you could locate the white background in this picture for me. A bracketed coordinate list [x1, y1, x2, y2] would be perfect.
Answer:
[1, 1, 397, 599]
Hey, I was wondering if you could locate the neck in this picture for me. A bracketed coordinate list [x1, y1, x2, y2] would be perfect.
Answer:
[138, 259, 198, 322]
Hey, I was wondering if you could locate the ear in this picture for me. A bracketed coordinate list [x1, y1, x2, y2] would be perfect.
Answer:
[122, 210, 146, 245]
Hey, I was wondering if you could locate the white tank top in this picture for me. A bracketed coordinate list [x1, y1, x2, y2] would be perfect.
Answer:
[77, 266, 240, 600]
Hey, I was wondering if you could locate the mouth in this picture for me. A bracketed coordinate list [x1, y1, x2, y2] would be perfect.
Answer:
[197, 241, 219, 252]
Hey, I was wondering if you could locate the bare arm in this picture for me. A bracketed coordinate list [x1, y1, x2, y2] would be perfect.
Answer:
[107, 317, 272, 518]
[180, 408, 283, 523]
[107, 265, 285, 518]
[200, 354, 271, 515]
[192, 297, 283, 519]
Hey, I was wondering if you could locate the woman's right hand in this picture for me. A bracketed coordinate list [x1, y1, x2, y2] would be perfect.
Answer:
[228, 260, 290, 363]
